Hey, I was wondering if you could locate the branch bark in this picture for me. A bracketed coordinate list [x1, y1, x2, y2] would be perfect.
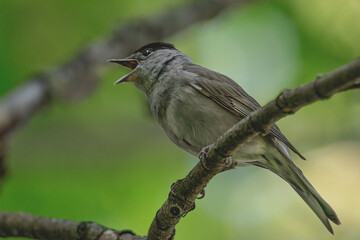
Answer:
[146, 58, 360, 240]
[0, 212, 145, 240]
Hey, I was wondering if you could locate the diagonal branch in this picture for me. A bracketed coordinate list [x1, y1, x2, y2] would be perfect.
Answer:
[0, 212, 145, 240]
[147, 58, 360, 240]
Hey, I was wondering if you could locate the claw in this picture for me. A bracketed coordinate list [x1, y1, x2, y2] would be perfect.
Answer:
[225, 156, 232, 167]
[222, 156, 236, 171]
[198, 144, 213, 171]
[198, 144, 212, 159]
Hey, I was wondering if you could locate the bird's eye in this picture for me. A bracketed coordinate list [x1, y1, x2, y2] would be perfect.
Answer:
[142, 49, 152, 57]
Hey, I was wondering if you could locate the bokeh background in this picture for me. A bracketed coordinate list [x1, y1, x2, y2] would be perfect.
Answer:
[1, 0, 360, 239]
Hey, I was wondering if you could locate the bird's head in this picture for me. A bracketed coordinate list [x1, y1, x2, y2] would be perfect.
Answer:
[108, 42, 189, 94]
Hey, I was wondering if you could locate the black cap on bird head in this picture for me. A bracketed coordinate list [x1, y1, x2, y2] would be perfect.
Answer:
[132, 42, 176, 54]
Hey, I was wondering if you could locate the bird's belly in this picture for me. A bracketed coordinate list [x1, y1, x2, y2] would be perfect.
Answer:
[162, 87, 239, 155]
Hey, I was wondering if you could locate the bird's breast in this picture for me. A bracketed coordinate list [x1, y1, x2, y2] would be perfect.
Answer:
[152, 84, 239, 155]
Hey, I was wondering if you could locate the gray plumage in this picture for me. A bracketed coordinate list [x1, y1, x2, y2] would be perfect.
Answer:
[109, 42, 340, 234]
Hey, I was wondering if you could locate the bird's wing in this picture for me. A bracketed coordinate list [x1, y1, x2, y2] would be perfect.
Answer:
[184, 64, 305, 160]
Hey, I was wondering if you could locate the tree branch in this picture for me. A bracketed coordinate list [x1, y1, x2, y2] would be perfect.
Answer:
[0, 212, 145, 240]
[147, 58, 360, 240]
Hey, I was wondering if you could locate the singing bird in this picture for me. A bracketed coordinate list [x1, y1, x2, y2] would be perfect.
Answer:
[109, 42, 340, 233]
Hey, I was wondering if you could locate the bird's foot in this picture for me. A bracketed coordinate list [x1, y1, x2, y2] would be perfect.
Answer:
[222, 156, 236, 171]
[198, 144, 214, 171]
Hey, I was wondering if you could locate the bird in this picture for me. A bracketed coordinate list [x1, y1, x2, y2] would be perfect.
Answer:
[108, 42, 340, 234]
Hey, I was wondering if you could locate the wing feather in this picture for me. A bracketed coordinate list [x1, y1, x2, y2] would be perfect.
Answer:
[184, 64, 305, 160]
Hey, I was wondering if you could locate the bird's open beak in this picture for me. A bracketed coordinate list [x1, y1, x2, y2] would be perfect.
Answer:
[107, 59, 139, 85]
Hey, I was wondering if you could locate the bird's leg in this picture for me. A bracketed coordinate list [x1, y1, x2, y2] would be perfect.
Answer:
[198, 144, 214, 171]
[196, 144, 215, 199]
[222, 156, 236, 172]
[199, 144, 235, 172]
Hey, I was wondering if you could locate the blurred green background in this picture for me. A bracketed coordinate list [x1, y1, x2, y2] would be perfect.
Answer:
[1, 0, 360, 239]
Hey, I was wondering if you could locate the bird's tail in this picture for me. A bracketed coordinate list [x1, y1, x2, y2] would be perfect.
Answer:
[257, 154, 341, 234]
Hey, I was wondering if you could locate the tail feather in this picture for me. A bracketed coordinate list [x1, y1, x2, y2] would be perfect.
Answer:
[288, 161, 341, 226]
[259, 154, 340, 234]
